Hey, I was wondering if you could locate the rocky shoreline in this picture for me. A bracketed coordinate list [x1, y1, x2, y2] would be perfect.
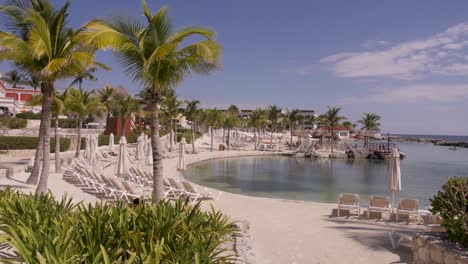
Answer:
[386, 136, 468, 148]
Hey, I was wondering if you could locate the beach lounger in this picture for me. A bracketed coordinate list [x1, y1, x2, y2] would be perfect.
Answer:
[180, 180, 220, 201]
[367, 195, 391, 219]
[396, 198, 420, 223]
[337, 193, 360, 217]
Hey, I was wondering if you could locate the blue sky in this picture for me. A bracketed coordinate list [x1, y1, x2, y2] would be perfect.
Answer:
[2, 0, 468, 135]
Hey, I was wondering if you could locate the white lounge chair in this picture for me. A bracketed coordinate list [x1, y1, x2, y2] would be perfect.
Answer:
[337, 194, 360, 217]
[396, 199, 420, 223]
[367, 196, 391, 219]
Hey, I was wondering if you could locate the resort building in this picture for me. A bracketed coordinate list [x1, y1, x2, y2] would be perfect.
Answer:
[0, 79, 41, 115]
[325, 125, 351, 140]
[298, 110, 318, 130]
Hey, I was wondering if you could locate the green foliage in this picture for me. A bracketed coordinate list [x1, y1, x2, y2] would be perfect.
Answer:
[0, 136, 70, 152]
[177, 129, 201, 144]
[0, 117, 27, 129]
[0, 189, 237, 263]
[97, 134, 120, 146]
[57, 119, 79, 128]
[15, 111, 41, 120]
[430, 177, 468, 246]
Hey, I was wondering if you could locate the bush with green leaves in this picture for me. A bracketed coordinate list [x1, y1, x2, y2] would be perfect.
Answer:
[0, 189, 237, 263]
[430, 177, 468, 246]
[0, 136, 70, 152]
[0, 116, 27, 129]
[16, 111, 41, 120]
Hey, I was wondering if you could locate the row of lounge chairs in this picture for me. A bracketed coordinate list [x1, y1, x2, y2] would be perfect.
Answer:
[337, 194, 421, 222]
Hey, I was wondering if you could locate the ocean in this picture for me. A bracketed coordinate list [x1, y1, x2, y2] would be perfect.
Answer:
[391, 134, 468, 142]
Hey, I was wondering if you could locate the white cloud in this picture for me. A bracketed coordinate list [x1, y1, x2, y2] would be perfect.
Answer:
[321, 22, 468, 79]
[339, 83, 468, 104]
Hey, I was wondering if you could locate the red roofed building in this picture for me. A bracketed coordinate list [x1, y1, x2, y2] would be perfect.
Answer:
[323, 125, 351, 139]
[0, 79, 41, 115]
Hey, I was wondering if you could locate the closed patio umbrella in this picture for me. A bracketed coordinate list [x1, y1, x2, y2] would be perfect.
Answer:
[388, 148, 402, 212]
[84, 135, 91, 159]
[177, 137, 186, 171]
[136, 134, 144, 165]
[116, 136, 129, 176]
[145, 140, 153, 172]
[109, 133, 114, 152]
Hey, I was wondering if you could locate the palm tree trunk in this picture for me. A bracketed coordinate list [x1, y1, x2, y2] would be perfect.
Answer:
[254, 128, 257, 150]
[222, 127, 225, 143]
[150, 102, 164, 203]
[191, 122, 196, 154]
[54, 116, 61, 173]
[169, 119, 173, 152]
[26, 100, 46, 185]
[36, 86, 53, 195]
[175, 124, 178, 146]
[270, 124, 274, 144]
[210, 126, 214, 152]
[290, 125, 293, 150]
[75, 118, 83, 158]
[331, 129, 334, 153]
[227, 127, 230, 151]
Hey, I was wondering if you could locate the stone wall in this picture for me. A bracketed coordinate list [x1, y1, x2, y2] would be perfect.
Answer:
[412, 234, 468, 264]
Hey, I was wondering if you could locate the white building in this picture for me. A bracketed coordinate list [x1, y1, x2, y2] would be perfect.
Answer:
[0, 79, 41, 115]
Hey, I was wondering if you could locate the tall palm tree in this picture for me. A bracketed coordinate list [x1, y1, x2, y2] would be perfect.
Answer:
[98, 85, 115, 117]
[206, 109, 223, 152]
[0, 0, 104, 194]
[1, 70, 26, 87]
[83, 1, 221, 202]
[319, 107, 346, 153]
[357, 113, 381, 148]
[110, 94, 140, 136]
[285, 109, 302, 149]
[64, 87, 106, 157]
[224, 113, 239, 151]
[248, 109, 267, 150]
[26, 73, 41, 90]
[161, 94, 182, 151]
[51, 92, 65, 173]
[227, 104, 240, 138]
[70, 67, 97, 92]
[184, 99, 200, 153]
[267, 105, 282, 144]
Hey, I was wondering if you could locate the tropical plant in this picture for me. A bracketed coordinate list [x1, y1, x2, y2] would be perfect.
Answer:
[357, 113, 381, 148]
[0, 188, 237, 263]
[0, 70, 26, 87]
[110, 94, 140, 136]
[248, 109, 267, 150]
[51, 92, 65, 172]
[430, 177, 468, 246]
[319, 107, 346, 153]
[70, 66, 97, 92]
[341, 121, 356, 133]
[267, 105, 282, 144]
[82, 1, 221, 202]
[161, 94, 183, 151]
[285, 109, 302, 149]
[224, 113, 239, 151]
[25, 94, 42, 112]
[185, 99, 200, 153]
[98, 84, 115, 117]
[26, 73, 41, 90]
[206, 109, 223, 152]
[0, 0, 104, 194]
[64, 87, 106, 157]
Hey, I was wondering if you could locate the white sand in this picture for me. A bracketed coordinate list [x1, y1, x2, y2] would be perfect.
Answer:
[2, 135, 425, 264]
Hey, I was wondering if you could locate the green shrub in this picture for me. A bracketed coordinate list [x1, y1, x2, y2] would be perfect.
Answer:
[0, 117, 27, 129]
[430, 177, 468, 246]
[0, 136, 70, 152]
[0, 189, 237, 263]
[97, 134, 121, 146]
[16, 111, 41, 120]
[57, 119, 79, 128]
[177, 129, 201, 144]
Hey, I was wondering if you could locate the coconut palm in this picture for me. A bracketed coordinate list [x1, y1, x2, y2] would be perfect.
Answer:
[110, 94, 140, 136]
[1, 70, 26, 87]
[26, 73, 41, 90]
[184, 100, 200, 153]
[357, 113, 381, 148]
[224, 113, 240, 151]
[70, 67, 97, 92]
[206, 109, 223, 152]
[0, 0, 104, 193]
[248, 109, 267, 150]
[267, 105, 282, 144]
[227, 104, 240, 138]
[64, 87, 106, 157]
[161, 94, 183, 151]
[319, 107, 346, 153]
[83, 1, 221, 202]
[98, 85, 115, 117]
[285, 109, 302, 149]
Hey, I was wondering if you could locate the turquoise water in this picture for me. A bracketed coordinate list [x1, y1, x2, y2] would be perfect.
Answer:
[184, 142, 468, 207]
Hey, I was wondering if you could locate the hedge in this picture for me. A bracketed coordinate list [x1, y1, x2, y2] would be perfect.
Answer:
[16, 111, 41, 120]
[0, 136, 71, 153]
[0, 117, 27, 129]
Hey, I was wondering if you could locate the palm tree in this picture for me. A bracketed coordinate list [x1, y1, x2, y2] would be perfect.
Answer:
[83, 1, 221, 202]
[0, 0, 104, 194]
[25, 94, 42, 112]
[1, 70, 26, 87]
[341, 121, 356, 133]
[26, 73, 41, 90]
[206, 109, 223, 152]
[70, 67, 97, 92]
[161, 94, 183, 151]
[51, 92, 65, 173]
[64, 87, 106, 157]
[185, 100, 200, 153]
[267, 105, 282, 144]
[319, 107, 346, 153]
[227, 104, 240, 138]
[357, 113, 381, 148]
[248, 109, 266, 150]
[110, 94, 140, 136]
[98, 85, 115, 117]
[224, 113, 239, 151]
[285, 109, 302, 149]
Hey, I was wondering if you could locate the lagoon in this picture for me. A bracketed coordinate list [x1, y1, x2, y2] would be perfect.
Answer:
[184, 142, 468, 207]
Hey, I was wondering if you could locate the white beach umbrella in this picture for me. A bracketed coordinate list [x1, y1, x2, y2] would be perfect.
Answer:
[388, 148, 402, 211]
[177, 137, 186, 171]
[116, 136, 129, 176]
[136, 134, 144, 163]
[84, 135, 91, 159]
[145, 140, 153, 172]
[90, 136, 98, 170]
[109, 133, 114, 152]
